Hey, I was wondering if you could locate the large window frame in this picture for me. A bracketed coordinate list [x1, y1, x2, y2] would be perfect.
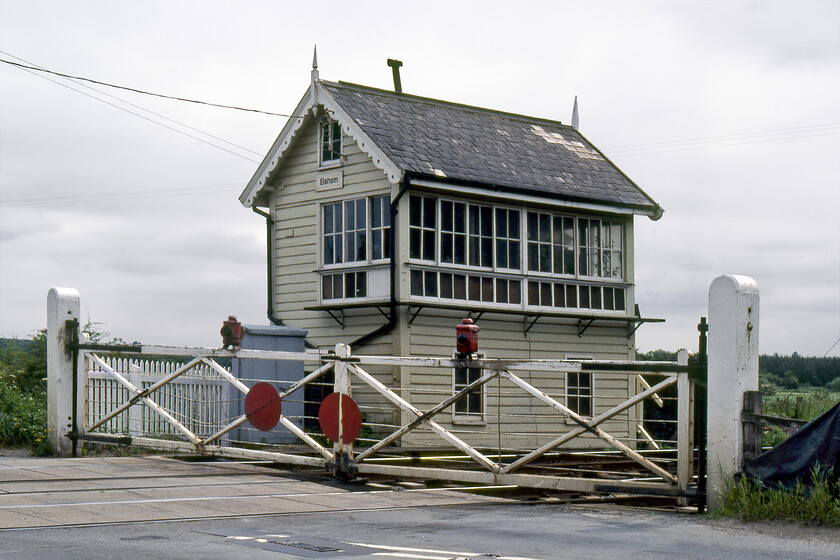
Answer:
[408, 194, 627, 313]
[320, 194, 390, 302]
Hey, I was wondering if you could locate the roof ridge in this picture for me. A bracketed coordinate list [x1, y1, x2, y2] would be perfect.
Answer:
[322, 79, 572, 130]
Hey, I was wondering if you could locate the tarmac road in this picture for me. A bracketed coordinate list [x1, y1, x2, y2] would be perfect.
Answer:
[1, 455, 838, 559]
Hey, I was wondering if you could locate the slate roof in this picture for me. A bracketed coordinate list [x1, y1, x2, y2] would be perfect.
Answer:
[322, 81, 659, 213]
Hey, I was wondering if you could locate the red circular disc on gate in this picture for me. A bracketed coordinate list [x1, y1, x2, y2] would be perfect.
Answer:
[318, 392, 362, 443]
[244, 382, 282, 431]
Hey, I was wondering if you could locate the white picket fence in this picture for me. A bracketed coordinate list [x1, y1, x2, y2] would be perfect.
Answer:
[87, 357, 228, 438]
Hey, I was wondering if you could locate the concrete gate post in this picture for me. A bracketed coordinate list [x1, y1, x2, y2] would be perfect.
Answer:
[707, 274, 759, 510]
[47, 288, 81, 457]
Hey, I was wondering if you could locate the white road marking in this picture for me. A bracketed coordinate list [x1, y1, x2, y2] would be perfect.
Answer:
[349, 542, 477, 556]
[223, 535, 548, 560]
[371, 553, 454, 560]
[350, 541, 547, 560]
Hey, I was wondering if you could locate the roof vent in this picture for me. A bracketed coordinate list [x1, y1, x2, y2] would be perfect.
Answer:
[387, 58, 403, 93]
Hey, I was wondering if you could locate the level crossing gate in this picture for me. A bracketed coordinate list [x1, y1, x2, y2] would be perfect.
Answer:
[48, 278, 760, 510]
[51, 324, 707, 504]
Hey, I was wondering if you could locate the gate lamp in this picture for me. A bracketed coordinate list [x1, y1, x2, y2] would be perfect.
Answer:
[455, 318, 479, 355]
[220, 315, 243, 348]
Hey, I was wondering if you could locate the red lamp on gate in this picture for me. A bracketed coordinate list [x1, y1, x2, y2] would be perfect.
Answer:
[220, 315, 243, 348]
[455, 318, 479, 355]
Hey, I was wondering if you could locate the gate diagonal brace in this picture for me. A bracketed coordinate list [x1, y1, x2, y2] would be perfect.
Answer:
[500, 369, 678, 484]
[352, 368, 500, 464]
[348, 363, 500, 473]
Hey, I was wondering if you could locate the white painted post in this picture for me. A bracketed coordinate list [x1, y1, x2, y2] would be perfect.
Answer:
[47, 287, 81, 457]
[332, 343, 353, 476]
[333, 344, 352, 455]
[129, 363, 143, 436]
[707, 274, 759, 510]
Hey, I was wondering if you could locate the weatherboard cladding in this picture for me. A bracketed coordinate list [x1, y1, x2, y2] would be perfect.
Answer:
[322, 81, 655, 210]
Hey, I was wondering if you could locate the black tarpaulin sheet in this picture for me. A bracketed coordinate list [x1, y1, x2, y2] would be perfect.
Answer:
[741, 401, 840, 488]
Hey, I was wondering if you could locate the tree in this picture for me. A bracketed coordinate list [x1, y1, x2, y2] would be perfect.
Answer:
[0, 330, 47, 393]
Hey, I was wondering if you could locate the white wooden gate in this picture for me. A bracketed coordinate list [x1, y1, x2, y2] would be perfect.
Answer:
[69, 337, 703, 500]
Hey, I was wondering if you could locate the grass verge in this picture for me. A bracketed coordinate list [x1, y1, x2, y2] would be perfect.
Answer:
[715, 467, 840, 526]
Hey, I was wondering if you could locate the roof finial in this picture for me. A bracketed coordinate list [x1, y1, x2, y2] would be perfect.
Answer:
[571, 96, 579, 130]
[310, 45, 320, 109]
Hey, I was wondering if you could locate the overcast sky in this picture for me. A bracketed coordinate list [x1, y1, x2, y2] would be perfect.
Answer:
[1, 1, 838, 357]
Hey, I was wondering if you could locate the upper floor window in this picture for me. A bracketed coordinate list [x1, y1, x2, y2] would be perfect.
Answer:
[370, 195, 391, 261]
[321, 195, 390, 301]
[527, 212, 575, 275]
[578, 218, 623, 279]
[411, 195, 520, 271]
[323, 199, 365, 265]
[320, 118, 342, 164]
[407, 194, 627, 312]
[495, 208, 521, 270]
[527, 212, 622, 280]
[409, 195, 437, 261]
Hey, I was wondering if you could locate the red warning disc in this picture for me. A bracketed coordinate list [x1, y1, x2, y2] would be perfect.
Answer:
[318, 392, 362, 443]
[244, 382, 282, 431]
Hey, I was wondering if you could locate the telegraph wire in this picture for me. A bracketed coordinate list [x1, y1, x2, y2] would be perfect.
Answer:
[825, 335, 840, 358]
[3, 52, 837, 163]
[1, 51, 263, 162]
[0, 55, 289, 117]
[0, 183, 242, 207]
[607, 122, 840, 151]
[605, 123, 840, 157]
[2, 52, 263, 157]
[4, 58, 261, 164]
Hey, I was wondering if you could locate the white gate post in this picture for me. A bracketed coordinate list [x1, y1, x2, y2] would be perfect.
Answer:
[332, 343, 353, 476]
[47, 287, 81, 457]
[707, 274, 759, 510]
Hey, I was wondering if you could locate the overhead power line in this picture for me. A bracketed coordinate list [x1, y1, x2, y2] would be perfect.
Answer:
[0, 51, 263, 163]
[605, 122, 840, 157]
[0, 56, 289, 117]
[825, 335, 840, 358]
[0, 183, 242, 207]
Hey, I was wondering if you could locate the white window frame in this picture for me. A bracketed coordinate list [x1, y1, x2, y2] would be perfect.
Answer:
[451, 350, 486, 425]
[319, 118, 342, 168]
[564, 354, 594, 421]
[407, 194, 627, 314]
[320, 194, 391, 303]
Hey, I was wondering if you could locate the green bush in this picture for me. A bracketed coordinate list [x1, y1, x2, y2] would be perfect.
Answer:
[0, 382, 48, 449]
[716, 467, 840, 526]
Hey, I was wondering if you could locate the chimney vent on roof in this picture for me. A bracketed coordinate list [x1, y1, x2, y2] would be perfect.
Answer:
[387, 58, 403, 93]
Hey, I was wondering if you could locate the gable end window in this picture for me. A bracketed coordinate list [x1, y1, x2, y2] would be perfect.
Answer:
[320, 119, 342, 164]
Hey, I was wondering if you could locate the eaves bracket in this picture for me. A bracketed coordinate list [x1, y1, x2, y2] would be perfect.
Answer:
[578, 319, 594, 337]
[326, 309, 345, 328]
